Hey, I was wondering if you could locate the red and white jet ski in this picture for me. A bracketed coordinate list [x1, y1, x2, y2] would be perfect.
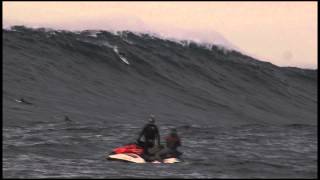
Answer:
[106, 142, 181, 164]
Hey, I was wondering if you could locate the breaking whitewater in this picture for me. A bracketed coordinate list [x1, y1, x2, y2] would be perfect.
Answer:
[3, 26, 317, 178]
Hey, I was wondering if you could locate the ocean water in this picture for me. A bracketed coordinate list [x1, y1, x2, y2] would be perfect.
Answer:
[3, 27, 318, 178]
[3, 121, 317, 178]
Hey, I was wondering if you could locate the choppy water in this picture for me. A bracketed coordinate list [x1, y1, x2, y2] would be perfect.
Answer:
[3, 27, 318, 178]
[3, 122, 317, 178]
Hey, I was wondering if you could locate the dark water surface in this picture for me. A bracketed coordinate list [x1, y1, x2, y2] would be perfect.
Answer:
[3, 121, 317, 178]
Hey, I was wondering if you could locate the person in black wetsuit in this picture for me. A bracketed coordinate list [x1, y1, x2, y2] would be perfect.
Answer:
[136, 115, 161, 157]
[64, 115, 71, 122]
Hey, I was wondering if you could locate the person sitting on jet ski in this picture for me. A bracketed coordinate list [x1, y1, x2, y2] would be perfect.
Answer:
[157, 128, 182, 159]
[136, 115, 161, 156]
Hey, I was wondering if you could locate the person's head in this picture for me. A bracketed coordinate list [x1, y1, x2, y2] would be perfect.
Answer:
[148, 114, 155, 124]
[170, 128, 178, 136]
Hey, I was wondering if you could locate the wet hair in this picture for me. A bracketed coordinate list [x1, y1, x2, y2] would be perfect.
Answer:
[170, 128, 178, 136]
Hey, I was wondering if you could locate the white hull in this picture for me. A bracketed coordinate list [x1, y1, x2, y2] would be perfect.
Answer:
[107, 153, 181, 164]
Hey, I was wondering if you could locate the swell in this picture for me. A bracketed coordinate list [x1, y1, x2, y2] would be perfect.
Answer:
[3, 26, 317, 126]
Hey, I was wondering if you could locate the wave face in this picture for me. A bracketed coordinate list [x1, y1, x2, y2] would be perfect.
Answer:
[3, 26, 317, 127]
[2, 26, 318, 178]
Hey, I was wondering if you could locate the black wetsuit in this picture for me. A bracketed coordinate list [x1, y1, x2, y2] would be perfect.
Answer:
[137, 123, 160, 155]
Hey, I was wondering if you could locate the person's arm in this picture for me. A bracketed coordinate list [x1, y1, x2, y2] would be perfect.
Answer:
[177, 137, 181, 146]
[156, 127, 161, 145]
[137, 125, 146, 141]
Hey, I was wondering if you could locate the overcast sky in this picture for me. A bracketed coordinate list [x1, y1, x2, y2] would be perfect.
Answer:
[3, 2, 317, 69]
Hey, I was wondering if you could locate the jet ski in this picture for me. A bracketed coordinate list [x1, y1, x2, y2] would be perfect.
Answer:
[106, 141, 182, 164]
